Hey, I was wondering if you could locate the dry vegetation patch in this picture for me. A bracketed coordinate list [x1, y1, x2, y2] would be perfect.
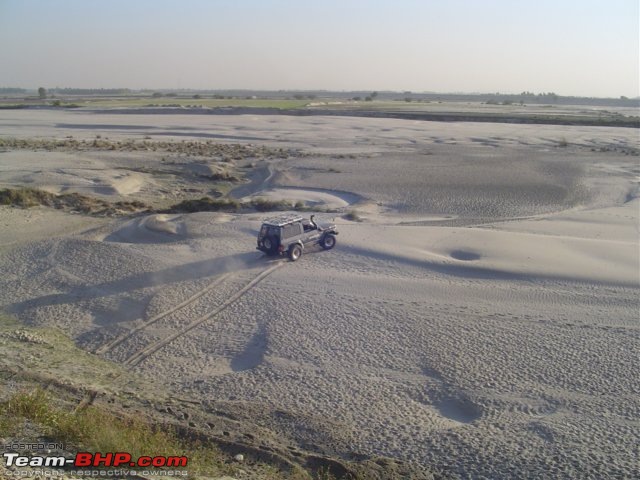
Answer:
[0, 137, 300, 161]
[0, 188, 330, 216]
[0, 188, 149, 215]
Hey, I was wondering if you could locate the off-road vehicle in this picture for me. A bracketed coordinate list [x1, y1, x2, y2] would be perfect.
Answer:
[257, 214, 338, 261]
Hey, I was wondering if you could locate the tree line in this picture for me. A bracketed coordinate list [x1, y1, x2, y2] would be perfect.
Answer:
[49, 88, 132, 95]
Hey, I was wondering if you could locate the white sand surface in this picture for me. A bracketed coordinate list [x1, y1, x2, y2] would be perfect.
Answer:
[0, 109, 638, 478]
[1, 108, 637, 152]
[336, 202, 639, 286]
[0, 205, 105, 251]
[0, 150, 149, 197]
[244, 187, 359, 209]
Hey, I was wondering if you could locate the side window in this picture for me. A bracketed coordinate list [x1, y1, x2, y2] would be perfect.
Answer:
[283, 223, 302, 239]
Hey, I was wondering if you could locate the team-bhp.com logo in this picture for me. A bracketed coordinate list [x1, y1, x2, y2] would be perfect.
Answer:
[4, 452, 188, 468]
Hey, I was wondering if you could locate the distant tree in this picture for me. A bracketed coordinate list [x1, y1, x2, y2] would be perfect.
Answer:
[352, 96, 361, 101]
[404, 97, 412, 102]
[38, 87, 47, 99]
[152, 92, 163, 98]
[193, 94, 202, 99]
[370, 91, 378, 100]
[293, 94, 305, 100]
[364, 96, 372, 101]
[51, 88, 131, 95]
[620, 95, 629, 100]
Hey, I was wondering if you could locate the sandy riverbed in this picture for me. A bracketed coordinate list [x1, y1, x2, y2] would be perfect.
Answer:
[0, 109, 638, 478]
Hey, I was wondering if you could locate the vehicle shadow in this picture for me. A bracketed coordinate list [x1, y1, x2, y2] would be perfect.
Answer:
[6, 251, 273, 315]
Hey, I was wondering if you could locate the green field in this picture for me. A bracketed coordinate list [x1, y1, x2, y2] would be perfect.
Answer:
[1, 95, 636, 128]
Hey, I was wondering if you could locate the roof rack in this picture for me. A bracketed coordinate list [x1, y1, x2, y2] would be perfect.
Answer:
[262, 214, 305, 226]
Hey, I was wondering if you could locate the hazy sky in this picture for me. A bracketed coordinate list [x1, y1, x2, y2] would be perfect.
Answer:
[1, 0, 638, 97]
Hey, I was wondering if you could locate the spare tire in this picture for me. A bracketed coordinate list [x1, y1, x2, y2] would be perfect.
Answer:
[263, 235, 279, 255]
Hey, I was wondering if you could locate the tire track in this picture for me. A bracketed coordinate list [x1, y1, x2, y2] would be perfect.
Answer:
[125, 263, 283, 367]
[94, 272, 232, 355]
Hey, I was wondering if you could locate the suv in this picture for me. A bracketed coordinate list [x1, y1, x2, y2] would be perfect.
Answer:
[257, 214, 338, 261]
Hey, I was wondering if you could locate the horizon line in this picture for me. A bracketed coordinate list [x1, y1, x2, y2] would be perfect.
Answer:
[1, 87, 638, 101]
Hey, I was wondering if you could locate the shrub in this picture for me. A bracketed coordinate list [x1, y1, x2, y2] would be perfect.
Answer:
[0, 187, 54, 207]
[343, 210, 361, 222]
[4, 389, 60, 428]
[249, 198, 294, 212]
[167, 197, 240, 213]
[205, 171, 241, 182]
[0, 389, 228, 476]
[0, 187, 150, 215]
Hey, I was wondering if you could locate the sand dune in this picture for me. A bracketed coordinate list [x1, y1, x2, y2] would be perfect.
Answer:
[243, 186, 360, 209]
[105, 214, 187, 243]
[0, 151, 148, 198]
[339, 201, 638, 285]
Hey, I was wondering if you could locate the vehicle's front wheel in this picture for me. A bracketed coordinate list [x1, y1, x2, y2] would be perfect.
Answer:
[288, 244, 303, 261]
[263, 235, 279, 255]
[321, 234, 336, 250]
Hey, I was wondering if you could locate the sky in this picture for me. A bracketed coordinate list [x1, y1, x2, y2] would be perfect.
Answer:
[0, 0, 638, 97]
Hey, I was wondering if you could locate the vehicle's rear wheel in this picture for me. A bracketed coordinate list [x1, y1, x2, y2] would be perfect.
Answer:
[321, 234, 336, 250]
[288, 244, 302, 261]
[263, 235, 279, 255]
